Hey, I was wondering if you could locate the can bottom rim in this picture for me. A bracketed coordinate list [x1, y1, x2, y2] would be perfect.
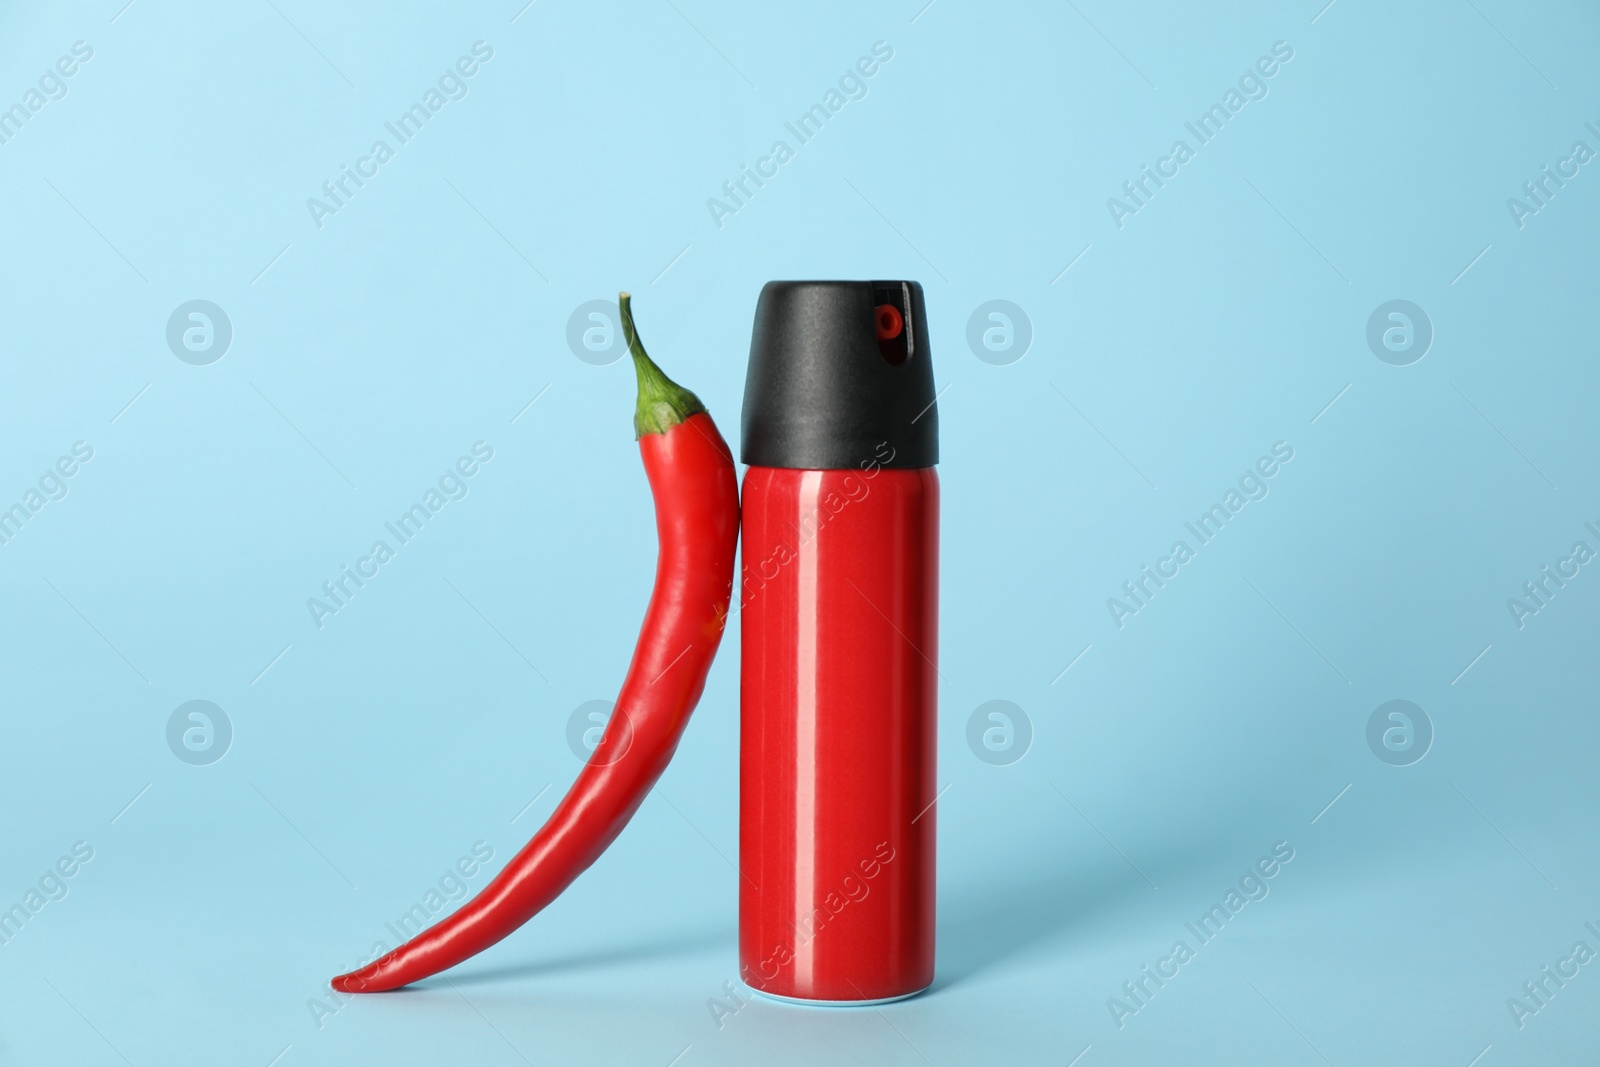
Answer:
[741, 982, 931, 1008]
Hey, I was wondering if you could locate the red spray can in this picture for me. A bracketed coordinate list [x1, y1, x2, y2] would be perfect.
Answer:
[738, 280, 939, 1004]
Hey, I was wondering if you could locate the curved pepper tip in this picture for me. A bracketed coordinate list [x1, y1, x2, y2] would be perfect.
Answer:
[330, 965, 380, 994]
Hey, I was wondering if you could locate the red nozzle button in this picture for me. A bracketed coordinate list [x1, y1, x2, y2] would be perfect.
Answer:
[874, 303, 904, 341]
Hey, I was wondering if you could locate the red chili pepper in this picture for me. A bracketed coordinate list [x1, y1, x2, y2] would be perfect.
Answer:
[331, 292, 739, 994]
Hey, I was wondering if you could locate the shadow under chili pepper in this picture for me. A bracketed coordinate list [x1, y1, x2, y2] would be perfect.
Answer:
[419, 925, 733, 989]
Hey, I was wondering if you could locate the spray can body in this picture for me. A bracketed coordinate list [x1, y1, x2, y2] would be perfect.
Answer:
[737, 281, 939, 1003]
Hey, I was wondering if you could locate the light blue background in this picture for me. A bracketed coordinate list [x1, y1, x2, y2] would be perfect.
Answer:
[1, 1, 1597, 1064]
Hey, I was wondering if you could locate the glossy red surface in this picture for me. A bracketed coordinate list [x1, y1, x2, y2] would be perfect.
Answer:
[739, 464, 938, 1001]
[331, 413, 739, 994]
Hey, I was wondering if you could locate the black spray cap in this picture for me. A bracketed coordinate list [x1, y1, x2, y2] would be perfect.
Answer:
[741, 280, 938, 470]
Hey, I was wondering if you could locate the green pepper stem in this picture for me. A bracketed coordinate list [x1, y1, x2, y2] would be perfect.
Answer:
[619, 291, 707, 438]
